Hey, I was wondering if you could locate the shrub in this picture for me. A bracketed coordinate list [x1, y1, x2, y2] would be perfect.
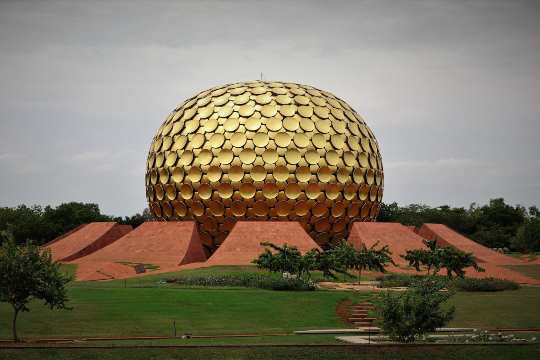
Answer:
[450, 277, 520, 292]
[164, 272, 315, 291]
[376, 274, 519, 292]
[377, 277, 455, 343]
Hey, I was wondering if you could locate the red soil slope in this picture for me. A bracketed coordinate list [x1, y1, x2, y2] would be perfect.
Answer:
[348, 222, 426, 265]
[44, 222, 131, 262]
[348, 222, 538, 284]
[417, 224, 524, 265]
[205, 221, 321, 266]
[73, 221, 207, 280]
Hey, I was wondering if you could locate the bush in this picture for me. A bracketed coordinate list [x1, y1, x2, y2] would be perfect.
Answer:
[376, 273, 423, 288]
[450, 277, 520, 292]
[164, 272, 315, 291]
[377, 277, 455, 343]
[376, 274, 519, 292]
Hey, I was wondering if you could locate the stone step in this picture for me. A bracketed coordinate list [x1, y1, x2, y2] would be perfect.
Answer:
[354, 323, 375, 327]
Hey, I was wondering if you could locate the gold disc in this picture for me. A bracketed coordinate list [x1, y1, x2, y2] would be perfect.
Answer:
[229, 165, 244, 182]
[253, 132, 269, 147]
[239, 148, 256, 164]
[207, 166, 222, 182]
[239, 183, 256, 199]
[273, 165, 289, 182]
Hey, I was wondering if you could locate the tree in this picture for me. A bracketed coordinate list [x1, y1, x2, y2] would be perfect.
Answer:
[332, 241, 394, 283]
[403, 240, 484, 279]
[252, 242, 313, 278]
[438, 246, 484, 279]
[252, 243, 349, 281]
[511, 217, 540, 252]
[378, 277, 455, 343]
[0, 231, 71, 341]
[402, 239, 441, 275]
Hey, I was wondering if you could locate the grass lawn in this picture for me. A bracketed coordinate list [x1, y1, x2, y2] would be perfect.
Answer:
[0, 287, 368, 339]
[2, 265, 540, 344]
[449, 286, 540, 329]
[504, 264, 540, 281]
[1, 345, 539, 360]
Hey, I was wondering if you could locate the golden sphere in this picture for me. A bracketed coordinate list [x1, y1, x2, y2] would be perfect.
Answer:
[146, 81, 384, 252]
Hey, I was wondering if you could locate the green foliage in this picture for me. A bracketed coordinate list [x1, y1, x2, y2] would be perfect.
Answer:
[253, 241, 394, 284]
[252, 242, 314, 279]
[332, 241, 394, 282]
[512, 217, 540, 252]
[450, 277, 520, 292]
[0, 231, 71, 341]
[402, 239, 484, 279]
[401, 239, 440, 274]
[377, 277, 455, 343]
[438, 245, 484, 278]
[252, 242, 349, 281]
[377, 273, 519, 292]
[379, 198, 538, 251]
[165, 272, 315, 291]
[0, 202, 110, 246]
[0, 203, 153, 246]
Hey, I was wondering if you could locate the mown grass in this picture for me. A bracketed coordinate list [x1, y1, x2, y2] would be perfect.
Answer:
[505, 264, 540, 281]
[2, 265, 539, 344]
[448, 286, 540, 329]
[0, 287, 369, 339]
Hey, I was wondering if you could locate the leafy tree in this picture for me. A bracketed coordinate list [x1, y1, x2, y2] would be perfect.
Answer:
[377, 198, 532, 251]
[115, 208, 154, 228]
[438, 246, 484, 278]
[253, 243, 350, 280]
[253, 242, 311, 278]
[511, 217, 540, 252]
[402, 239, 440, 275]
[0, 231, 71, 341]
[332, 241, 394, 283]
[378, 277, 455, 343]
[403, 240, 484, 279]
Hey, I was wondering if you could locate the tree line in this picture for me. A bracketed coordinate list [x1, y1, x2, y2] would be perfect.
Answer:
[379, 198, 540, 252]
[0, 198, 538, 252]
[0, 202, 152, 246]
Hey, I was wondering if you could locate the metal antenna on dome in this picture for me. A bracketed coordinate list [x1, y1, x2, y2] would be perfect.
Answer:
[260, 72, 263, 81]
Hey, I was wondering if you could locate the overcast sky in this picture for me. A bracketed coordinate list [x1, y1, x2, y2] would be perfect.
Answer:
[1, 0, 539, 216]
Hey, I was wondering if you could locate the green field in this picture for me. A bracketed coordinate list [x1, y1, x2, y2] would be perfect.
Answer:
[505, 264, 540, 281]
[1, 265, 540, 360]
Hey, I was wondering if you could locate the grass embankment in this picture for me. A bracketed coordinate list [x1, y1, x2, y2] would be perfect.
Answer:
[1, 345, 539, 360]
[0, 286, 368, 339]
[1, 265, 539, 343]
[505, 264, 540, 281]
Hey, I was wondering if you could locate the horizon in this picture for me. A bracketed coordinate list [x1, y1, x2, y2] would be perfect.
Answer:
[1, 0, 539, 216]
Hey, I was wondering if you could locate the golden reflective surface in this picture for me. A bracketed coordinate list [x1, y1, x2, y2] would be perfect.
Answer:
[146, 81, 384, 251]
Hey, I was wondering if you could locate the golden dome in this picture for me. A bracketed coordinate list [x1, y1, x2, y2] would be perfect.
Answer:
[146, 81, 383, 252]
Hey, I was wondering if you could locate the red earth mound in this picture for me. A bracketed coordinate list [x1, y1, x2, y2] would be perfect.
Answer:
[44, 222, 132, 262]
[348, 222, 538, 284]
[348, 222, 427, 266]
[205, 221, 321, 266]
[72, 221, 207, 280]
[416, 224, 524, 265]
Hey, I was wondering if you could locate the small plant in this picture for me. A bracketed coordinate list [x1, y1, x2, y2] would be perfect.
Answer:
[377, 277, 455, 343]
